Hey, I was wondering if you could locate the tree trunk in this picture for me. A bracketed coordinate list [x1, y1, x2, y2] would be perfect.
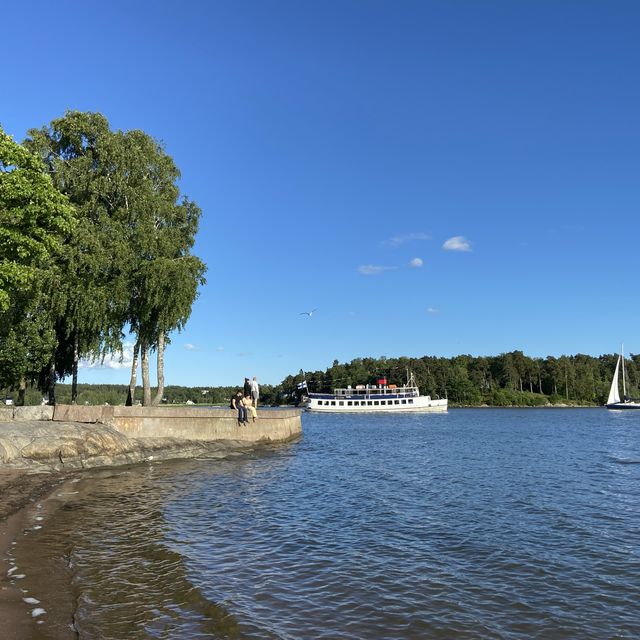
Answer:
[71, 330, 79, 404]
[141, 339, 151, 406]
[538, 370, 542, 393]
[17, 378, 26, 406]
[126, 341, 140, 406]
[47, 358, 56, 406]
[152, 333, 165, 406]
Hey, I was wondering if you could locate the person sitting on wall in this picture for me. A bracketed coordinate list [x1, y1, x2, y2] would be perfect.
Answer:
[244, 394, 257, 422]
[231, 391, 248, 426]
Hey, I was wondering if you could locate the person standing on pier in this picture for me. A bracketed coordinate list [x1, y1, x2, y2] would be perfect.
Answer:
[251, 376, 260, 408]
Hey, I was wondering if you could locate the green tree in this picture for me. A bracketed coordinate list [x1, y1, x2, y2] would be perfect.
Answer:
[26, 113, 206, 406]
[26, 112, 131, 402]
[113, 129, 206, 405]
[0, 127, 75, 400]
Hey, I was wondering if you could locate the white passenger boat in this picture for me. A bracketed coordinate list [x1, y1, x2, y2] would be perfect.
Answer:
[305, 372, 447, 413]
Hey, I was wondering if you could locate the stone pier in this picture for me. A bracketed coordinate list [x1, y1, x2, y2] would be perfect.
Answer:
[0, 405, 302, 472]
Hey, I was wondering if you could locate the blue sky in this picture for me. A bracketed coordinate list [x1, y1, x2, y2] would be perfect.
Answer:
[3, 1, 640, 386]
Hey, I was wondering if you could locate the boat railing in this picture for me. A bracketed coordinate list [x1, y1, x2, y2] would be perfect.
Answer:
[309, 385, 420, 398]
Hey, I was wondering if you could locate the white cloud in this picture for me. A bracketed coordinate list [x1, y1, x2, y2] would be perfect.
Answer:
[184, 343, 197, 351]
[384, 232, 431, 248]
[442, 236, 472, 252]
[409, 257, 423, 268]
[80, 344, 135, 370]
[358, 265, 397, 275]
[427, 307, 440, 315]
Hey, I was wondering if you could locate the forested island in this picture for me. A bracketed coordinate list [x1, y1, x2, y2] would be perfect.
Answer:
[2, 350, 631, 408]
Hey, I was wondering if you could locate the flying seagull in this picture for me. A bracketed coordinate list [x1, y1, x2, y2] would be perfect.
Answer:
[300, 308, 318, 317]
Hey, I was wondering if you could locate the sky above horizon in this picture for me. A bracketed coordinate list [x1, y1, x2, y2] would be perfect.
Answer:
[3, 1, 640, 387]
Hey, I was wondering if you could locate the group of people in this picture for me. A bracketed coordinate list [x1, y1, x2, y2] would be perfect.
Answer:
[231, 376, 260, 426]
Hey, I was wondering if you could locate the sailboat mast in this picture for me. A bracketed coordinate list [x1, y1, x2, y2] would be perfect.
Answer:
[621, 344, 627, 399]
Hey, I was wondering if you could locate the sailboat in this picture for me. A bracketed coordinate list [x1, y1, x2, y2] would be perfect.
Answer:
[606, 346, 640, 409]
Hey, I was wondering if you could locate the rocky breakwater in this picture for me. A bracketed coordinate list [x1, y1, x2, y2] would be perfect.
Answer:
[0, 405, 302, 473]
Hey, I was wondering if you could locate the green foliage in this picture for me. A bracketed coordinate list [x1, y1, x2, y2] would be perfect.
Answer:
[298, 351, 622, 407]
[0, 127, 75, 389]
[21, 111, 206, 403]
[1, 349, 623, 408]
[0, 127, 75, 310]
[2, 383, 278, 407]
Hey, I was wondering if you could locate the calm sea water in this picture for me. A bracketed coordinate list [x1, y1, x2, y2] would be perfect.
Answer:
[12, 409, 640, 639]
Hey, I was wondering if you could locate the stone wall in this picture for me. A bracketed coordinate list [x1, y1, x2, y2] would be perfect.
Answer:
[0, 405, 303, 471]
[51, 405, 302, 444]
[0, 406, 54, 422]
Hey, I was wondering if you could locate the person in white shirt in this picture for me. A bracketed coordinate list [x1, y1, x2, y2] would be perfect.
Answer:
[250, 376, 260, 408]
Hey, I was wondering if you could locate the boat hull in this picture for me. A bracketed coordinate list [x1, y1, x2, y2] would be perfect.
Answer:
[306, 396, 448, 413]
[606, 402, 640, 410]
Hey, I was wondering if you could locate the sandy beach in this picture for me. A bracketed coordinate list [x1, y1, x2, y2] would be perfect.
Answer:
[0, 471, 74, 639]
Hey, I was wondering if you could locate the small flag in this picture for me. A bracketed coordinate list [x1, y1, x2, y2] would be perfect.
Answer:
[297, 380, 308, 390]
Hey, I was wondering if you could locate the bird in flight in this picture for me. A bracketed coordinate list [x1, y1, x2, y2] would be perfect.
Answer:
[300, 308, 318, 317]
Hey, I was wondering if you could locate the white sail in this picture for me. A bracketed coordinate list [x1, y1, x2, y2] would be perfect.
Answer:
[607, 355, 621, 405]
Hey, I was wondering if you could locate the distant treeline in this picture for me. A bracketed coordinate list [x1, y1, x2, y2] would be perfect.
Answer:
[280, 351, 632, 407]
[2, 351, 631, 407]
[2, 383, 282, 407]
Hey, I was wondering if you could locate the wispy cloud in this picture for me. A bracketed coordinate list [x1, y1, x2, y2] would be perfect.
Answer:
[426, 307, 440, 315]
[215, 346, 224, 352]
[358, 265, 397, 276]
[442, 236, 472, 252]
[183, 343, 197, 351]
[383, 232, 431, 248]
[80, 344, 134, 370]
[409, 257, 423, 268]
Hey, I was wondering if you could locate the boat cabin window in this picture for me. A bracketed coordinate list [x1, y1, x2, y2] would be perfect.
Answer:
[395, 400, 400, 404]
[367, 401, 372, 405]
[331, 401, 336, 406]
[408, 399, 413, 404]
[347, 401, 352, 406]
[374, 401, 379, 406]
[339, 401, 344, 406]
[317, 401, 323, 405]
[401, 399, 406, 404]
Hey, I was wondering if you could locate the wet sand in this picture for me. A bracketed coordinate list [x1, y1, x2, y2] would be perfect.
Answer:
[0, 471, 75, 639]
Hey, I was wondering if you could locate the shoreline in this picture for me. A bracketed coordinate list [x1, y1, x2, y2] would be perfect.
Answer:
[0, 471, 76, 639]
[0, 405, 303, 637]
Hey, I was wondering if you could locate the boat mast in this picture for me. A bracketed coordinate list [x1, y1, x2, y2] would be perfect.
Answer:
[621, 344, 627, 399]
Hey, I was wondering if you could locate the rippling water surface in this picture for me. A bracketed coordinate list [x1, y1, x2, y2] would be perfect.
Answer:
[14, 409, 640, 638]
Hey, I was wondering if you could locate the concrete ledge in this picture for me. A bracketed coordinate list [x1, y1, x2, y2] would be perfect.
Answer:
[111, 406, 301, 419]
[107, 406, 302, 443]
[44, 404, 302, 444]
[0, 406, 55, 421]
[53, 405, 102, 423]
[1, 405, 303, 472]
